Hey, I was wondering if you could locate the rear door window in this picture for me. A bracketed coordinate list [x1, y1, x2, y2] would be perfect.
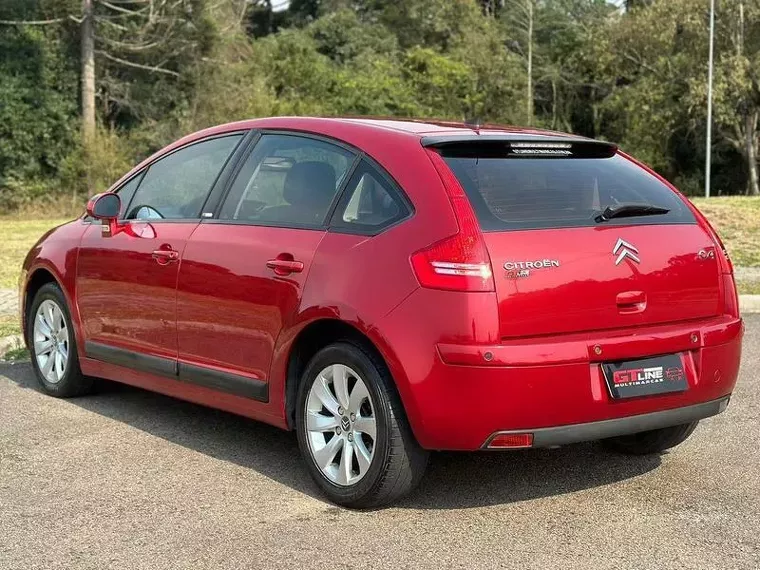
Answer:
[219, 134, 355, 228]
[441, 147, 695, 231]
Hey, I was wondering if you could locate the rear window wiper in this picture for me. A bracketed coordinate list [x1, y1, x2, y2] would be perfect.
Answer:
[596, 203, 670, 222]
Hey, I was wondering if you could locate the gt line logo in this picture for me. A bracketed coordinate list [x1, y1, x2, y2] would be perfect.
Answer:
[613, 366, 664, 386]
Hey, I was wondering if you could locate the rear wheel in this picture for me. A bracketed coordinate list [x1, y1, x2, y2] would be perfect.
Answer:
[602, 422, 699, 455]
[295, 341, 428, 508]
[27, 283, 92, 398]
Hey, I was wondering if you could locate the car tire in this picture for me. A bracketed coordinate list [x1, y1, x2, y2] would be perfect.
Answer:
[602, 421, 699, 455]
[27, 283, 92, 398]
[295, 341, 428, 508]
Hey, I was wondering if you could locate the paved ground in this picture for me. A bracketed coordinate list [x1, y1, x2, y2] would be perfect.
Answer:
[0, 289, 17, 316]
[1, 318, 758, 570]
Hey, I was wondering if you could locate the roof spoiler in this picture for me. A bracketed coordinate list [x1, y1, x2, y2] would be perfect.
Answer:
[421, 135, 618, 159]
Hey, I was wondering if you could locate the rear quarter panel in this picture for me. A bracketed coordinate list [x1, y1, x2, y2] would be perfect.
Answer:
[266, 129, 459, 424]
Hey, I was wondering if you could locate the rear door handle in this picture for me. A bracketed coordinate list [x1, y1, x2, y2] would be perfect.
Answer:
[266, 258, 304, 275]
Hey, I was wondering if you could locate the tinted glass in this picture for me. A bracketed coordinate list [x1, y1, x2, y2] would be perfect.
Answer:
[115, 174, 141, 218]
[443, 153, 695, 231]
[331, 160, 408, 232]
[220, 134, 355, 227]
[126, 134, 242, 220]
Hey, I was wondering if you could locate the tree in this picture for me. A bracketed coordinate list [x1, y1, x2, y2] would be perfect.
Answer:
[3, 0, 760, 206]
[706, 0, 760, 195]
[533, 0, 616, 134]
[602, 0, 759, 196]
[507, 0, 536, 125]
[1, 1, 219, 136]
[81, 0, 95, 142]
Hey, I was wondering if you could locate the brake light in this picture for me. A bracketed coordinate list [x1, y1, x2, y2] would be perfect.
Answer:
[410, 150, 495, 292]
[668, 187, 739, 315]
[672, 197, 738, 316]
[722, 274, 740, 318]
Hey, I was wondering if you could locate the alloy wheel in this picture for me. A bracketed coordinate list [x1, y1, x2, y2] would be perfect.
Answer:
[33, 299, 69, 384]
[305, 363, 377, 486]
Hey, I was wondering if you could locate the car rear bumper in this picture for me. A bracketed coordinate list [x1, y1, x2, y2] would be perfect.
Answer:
[483, 396, 730, 449]
[377, 293, 743, 451]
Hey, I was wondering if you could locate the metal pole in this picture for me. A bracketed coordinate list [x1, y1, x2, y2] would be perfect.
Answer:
[705, 0, 715, 198]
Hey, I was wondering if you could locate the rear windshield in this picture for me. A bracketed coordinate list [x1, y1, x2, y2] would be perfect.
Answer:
[442, 152, 695, 231]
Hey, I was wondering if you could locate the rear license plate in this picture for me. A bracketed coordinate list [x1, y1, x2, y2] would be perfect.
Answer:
[602, 353, 688, 399]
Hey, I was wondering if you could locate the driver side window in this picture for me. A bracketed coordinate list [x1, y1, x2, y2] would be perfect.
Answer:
[125, 134, 242, 220]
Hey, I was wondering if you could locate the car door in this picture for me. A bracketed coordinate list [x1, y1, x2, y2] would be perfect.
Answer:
[77, 133, 244, 373]
[175, 133, 357, 399]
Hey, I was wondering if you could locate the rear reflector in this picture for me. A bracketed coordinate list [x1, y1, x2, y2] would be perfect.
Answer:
[486, 432, 534, 449]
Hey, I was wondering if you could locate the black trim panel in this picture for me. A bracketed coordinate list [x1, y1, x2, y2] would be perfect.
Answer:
[84, 342, 268, 402]
[203, 129, 260, 217]
[85, 341, 177, 377]
[483, 396, 730, 449]
[178, 362, 269, 402]
[201, 219, 329, 232]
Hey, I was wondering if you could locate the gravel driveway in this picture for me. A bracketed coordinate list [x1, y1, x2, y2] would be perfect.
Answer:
[1, 316, 758, 570]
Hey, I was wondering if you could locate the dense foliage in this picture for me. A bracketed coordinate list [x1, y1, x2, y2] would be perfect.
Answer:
[1, 0, 758, 212]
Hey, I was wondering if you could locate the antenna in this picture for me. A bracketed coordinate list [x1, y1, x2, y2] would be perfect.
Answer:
[464, 117, 482, 134]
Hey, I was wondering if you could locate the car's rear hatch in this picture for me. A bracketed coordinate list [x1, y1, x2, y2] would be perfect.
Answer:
[429, 137, 722, 338]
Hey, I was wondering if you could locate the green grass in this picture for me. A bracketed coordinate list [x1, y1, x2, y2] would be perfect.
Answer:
[736, 280, 760, 295]
[0, 315, 21, 338]
[1, 345, 29, 362]
[0, 218, 70, 289]
[690, 197, 760, 267]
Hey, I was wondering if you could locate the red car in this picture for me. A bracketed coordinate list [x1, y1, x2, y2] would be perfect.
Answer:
[21, 118, 743, 507]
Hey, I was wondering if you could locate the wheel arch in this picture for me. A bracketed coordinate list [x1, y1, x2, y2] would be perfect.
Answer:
[23, 268, 60, 341]
[280, 318, 415, 434]
[22, 266, 80, 350]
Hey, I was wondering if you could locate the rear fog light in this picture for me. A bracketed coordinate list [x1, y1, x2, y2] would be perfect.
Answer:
[486, 433, 534, 449]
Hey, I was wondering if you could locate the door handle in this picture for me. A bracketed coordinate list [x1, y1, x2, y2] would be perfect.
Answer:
[616, 290, 646, 314]
[266, 257, 304, 275]
[152, 248, 179, 264]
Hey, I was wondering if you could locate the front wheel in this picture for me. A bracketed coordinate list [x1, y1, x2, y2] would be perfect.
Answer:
[27, 283, 92, 398]
[602, 421, 699, 455]
[295, 341, 428, 508]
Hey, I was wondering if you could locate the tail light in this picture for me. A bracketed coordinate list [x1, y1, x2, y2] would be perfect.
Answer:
[410, 150, 495, 292]
[676, 194, 739, 317]
[703, 217, 741, 317]
[721, 274, 740, 318]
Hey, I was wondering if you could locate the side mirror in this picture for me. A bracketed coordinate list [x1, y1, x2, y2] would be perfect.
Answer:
[86, 193, 122, 237]
[86, 192, 121, 220]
